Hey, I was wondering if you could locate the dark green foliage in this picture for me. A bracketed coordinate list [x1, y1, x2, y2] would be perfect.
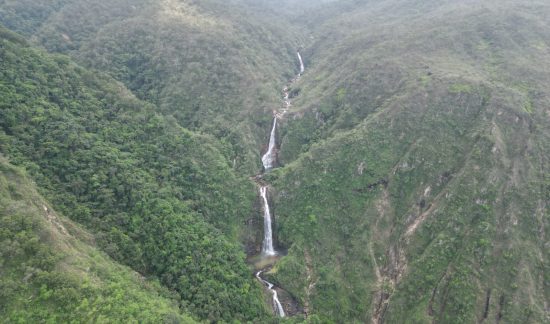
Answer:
[0, 0, 305, 174]
[0, 28, 266, 322]
[0, 0, 69, 35]
[0, 157, 194, 323]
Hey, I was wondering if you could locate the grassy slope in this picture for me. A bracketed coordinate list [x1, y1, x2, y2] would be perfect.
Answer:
[268, 0, 549, 322]
[0, 27, 268, 321]
[0, 155, 195, 323]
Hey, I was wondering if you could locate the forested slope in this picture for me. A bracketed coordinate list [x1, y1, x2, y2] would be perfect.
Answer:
[0, 27, 267, 322]
[1, 0, 304, 173]
[268, 0, 549, 322]
[0, 155, 195, 323]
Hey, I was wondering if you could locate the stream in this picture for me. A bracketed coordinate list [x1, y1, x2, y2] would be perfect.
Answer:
[254, 51, 305, 318]
[256, 270, 285, 317]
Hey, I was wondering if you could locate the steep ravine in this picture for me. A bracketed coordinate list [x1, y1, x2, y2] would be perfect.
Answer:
[252, 52, 305, 318]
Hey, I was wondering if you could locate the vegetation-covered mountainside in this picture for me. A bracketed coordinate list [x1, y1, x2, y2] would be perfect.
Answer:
[1, 0, 305, 173]
[0, 155, 194, 323]
[268, 0, 549, 322]
[0, 0, 548, 323]
[0, 27, 267, 322]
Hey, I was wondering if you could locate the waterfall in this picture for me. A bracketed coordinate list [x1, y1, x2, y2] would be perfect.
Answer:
[261, 118, 277, 171]
[254, 49, 305, 318]
[260, 186, 276, 256]
[297, 52, 305, 75]
[272, 286, 286, 317]
[256, 271, 286, 317]
[256, 187, 282, 316]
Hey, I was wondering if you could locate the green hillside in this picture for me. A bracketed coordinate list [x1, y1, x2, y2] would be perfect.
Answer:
[268, 0, 549, 322]
[0, 26, 267, 322]
[0, 155, 194, 323]
[1, 0, 305, 174]
[0, 0, 548, 323]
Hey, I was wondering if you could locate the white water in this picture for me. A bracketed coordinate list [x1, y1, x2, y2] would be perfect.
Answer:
[282, 86, 291, 113]
[260, 186, 276, 256]
[254, 51, 305, 318]
[261, 118, 278, 171]
[256, 271, 286, 317]
[297, 52, 305, 75]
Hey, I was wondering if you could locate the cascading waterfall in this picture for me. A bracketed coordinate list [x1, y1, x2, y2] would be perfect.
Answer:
[256, 271, 286, 317]
[297, 52, 305, 75]
[260, 186, 276, 256]
[261, 117, 278, 171]
[255, 51, 304, 318]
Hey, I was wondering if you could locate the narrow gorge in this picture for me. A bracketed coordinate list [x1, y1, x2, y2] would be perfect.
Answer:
[253, 52, 305, 318]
